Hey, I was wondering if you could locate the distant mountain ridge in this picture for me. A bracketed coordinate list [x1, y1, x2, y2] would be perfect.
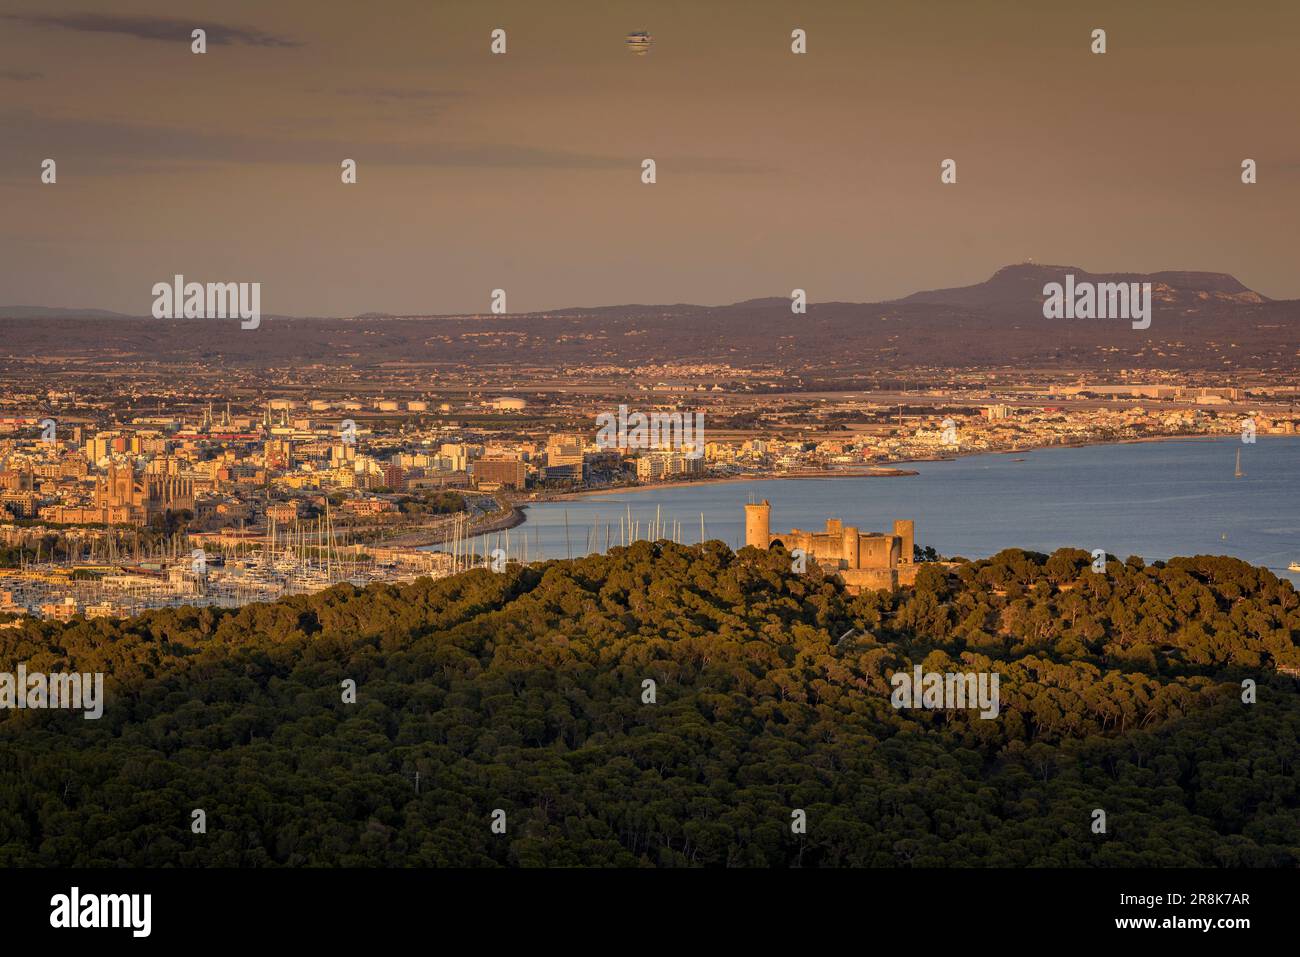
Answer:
[0, 305, 142, 320]
[0, 305, 321, 321]
[3, 264, 1295, 372]
[0, 264, 1278, 321]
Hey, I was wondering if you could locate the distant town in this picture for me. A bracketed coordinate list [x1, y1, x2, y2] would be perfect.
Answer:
[2, 364, 1296, 621]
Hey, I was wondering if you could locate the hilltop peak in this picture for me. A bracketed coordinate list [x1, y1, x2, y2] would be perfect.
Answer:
[897, 263, 1267, 309]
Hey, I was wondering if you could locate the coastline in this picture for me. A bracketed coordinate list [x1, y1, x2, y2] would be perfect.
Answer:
[523, 431, 1237, 504]
[524, 468, 918, 502]
[386, 502, 525, 549]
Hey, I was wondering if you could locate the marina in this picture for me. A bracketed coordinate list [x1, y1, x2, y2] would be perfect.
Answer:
[0, 506, 506, 620]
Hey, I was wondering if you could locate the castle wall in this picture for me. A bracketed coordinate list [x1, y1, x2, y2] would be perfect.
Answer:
[841, 567, 898, 591]
[859, 535, 892, 569]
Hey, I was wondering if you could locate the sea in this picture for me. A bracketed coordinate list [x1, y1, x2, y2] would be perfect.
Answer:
[429, 437, 1300, 584]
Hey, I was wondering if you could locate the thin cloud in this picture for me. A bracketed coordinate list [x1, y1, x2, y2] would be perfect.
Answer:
[319, 87, 470, 119]
[339, 88, 469, 102]
[0, 109, 769, 174]
[2, 12, 301, 48]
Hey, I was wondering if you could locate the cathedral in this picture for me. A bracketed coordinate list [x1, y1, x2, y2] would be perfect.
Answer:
[94, 462, 195, 525]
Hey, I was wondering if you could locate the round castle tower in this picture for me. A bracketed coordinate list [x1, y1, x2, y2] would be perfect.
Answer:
[744, 500, 771, 549]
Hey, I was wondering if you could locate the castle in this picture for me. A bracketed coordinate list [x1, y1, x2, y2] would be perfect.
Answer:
[744, 500, 918, 592]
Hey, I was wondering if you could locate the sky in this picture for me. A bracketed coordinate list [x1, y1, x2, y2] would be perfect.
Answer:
[1, 0, 1297, 315]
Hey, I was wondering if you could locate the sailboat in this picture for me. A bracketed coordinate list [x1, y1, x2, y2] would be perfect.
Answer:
[1235, 448, 1245, 478]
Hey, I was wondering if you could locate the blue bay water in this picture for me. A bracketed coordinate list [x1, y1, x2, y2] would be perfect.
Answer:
[436, 437, 1300, 583]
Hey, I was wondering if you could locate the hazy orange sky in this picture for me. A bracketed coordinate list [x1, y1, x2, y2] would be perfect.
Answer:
[2, 0, 1297, 315]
